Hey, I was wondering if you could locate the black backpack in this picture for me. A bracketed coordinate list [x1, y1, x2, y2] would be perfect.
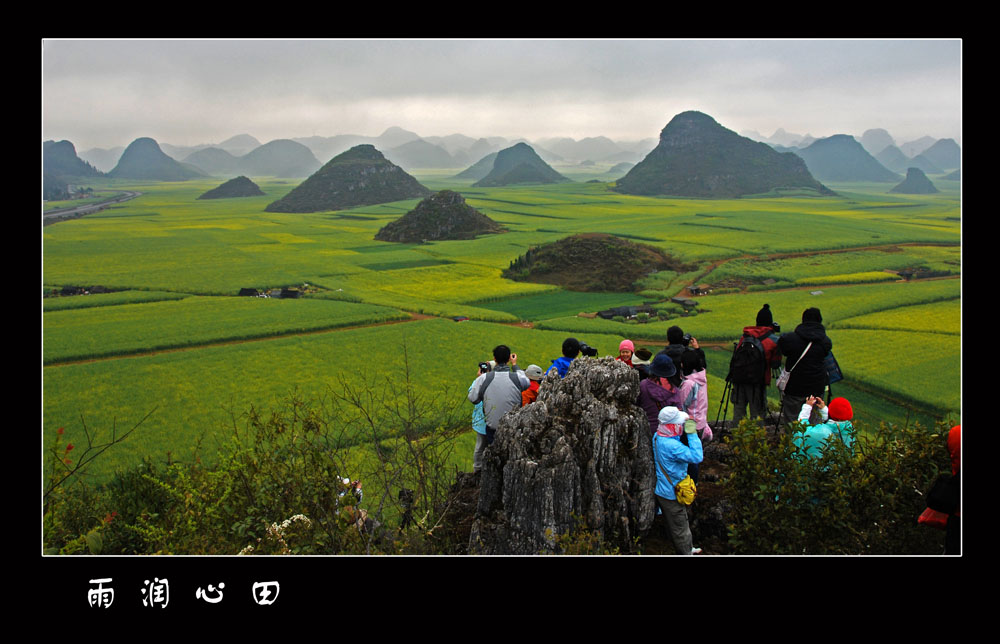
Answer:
[728, 333, 766, 384]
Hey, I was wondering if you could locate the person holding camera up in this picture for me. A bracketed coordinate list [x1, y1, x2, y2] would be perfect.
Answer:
[777, 307, 833, 430]
[546, 337, 597, 378]
[658, 325, 707, 377]
[793, 395, 855, 458]
[468, 345, 530, 446]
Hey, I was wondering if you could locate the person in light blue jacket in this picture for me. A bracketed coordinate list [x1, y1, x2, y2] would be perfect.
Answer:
[469, 362, 491, 472]
[793, 396, 855, 458]
[653, 406, 704, 555]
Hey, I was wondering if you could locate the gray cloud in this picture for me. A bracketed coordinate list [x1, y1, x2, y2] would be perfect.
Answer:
[42, 39, 962, 151]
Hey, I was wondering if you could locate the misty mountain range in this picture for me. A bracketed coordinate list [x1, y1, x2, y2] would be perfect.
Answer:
[742, 127, 960, 173]
[76, 127, 660, 175]
[73, 123, 959, 183]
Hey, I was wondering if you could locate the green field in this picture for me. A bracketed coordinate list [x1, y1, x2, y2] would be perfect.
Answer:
[42, 174, 961, 482]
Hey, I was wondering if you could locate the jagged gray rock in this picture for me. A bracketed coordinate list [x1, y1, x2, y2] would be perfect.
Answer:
[468, 357, 655, 554]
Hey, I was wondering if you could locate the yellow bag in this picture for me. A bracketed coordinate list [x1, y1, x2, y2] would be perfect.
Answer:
[654, 435, 698, 506]
[674, 475, 697, 506]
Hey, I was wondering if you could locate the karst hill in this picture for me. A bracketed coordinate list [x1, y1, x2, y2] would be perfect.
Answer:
[197, 176, 265, 200]
[503, 233, 697, 292]
[264, 144, 432, 213]
[613, 111, 833, 198]
[890, 167, 939, 194]
[472, 142, 571, 187]
[107, 137, 205, 181]
[44, 140, 104, 179]
[795, 134, 901, 183]
[374, 190, 505, 243]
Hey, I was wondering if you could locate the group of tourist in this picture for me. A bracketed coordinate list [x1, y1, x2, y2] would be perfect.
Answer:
[463, 303, 899, 555]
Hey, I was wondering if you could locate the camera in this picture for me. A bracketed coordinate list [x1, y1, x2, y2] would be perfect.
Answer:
[579, 342, 598, 357]
[772, 323, 781, 333]
[682, 333, 692, 345]
[478, 362, 491, 372]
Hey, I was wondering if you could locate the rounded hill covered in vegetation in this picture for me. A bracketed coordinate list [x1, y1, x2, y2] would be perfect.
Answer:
[502, 233, 698, 292]
[613, 111, 833, 198]
[889, 167, 939, 194]
[197, 176, 265, 200]
[107, 137, 205, 181]
[265, 144, 431, 213]
[472, 142, 571, 187]
[374, 190, 505, 243]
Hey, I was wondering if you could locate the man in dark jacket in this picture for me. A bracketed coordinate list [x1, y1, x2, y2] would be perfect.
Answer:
[729, 304, 782, 423]
[658, 325, 707, 375]
[777, 307, 833, 430]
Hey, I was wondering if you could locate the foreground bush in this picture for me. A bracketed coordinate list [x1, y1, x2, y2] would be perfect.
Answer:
[724, 419, 952, 554]
[44, 363, 469, 555]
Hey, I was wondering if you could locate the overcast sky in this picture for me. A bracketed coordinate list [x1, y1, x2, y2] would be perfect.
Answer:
[42, 39, 962, 152]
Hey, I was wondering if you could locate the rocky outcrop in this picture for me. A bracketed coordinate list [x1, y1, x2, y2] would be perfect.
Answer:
[469, 357, 655, 554]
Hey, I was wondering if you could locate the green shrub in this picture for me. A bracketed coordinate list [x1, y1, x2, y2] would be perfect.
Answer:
[724, 419, 951, 554]
[44, 350, 470, 555]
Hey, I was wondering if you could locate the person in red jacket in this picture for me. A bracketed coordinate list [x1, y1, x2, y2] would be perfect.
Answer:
[729, 304, 782, 423]
[521, 365, 544, 406]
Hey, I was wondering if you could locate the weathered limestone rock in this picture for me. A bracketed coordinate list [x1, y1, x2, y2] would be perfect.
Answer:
[469, 357, 655, 554]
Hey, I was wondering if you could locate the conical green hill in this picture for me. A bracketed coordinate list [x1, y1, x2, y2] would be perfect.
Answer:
[265, 144, 431, 213]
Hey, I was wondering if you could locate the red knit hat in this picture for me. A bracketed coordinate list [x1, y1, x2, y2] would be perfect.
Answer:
[828, 397, 853, 421]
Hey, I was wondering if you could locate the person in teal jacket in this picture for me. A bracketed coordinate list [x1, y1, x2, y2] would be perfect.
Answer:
[653, 406, 704, 555]
[793, 396, 855, 458]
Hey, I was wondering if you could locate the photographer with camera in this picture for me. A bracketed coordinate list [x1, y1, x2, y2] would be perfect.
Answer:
[546, 337, 597, 379]
[728, 303, 783, 424]
[468, 345, 530, 446]
[658, 325, 707, 377]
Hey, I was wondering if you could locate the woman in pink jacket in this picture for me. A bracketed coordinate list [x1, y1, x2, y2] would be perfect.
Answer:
[678, 350, 711, 443]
